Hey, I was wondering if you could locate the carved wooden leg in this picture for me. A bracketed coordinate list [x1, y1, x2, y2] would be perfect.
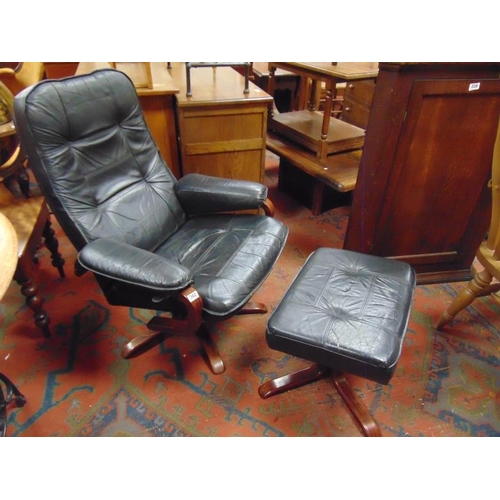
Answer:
[331, 370, 382, 437]
[258, 363, 329, 398]
[435, 269, 493, 330]
[42, 219, 65, 278]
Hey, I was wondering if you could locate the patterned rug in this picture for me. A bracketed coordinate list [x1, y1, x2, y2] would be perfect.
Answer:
[1, 153, 499, 438]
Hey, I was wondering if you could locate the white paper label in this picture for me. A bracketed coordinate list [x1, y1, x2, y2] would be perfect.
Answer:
[469, 82, 481, 91]
[187, 290, 200, 302]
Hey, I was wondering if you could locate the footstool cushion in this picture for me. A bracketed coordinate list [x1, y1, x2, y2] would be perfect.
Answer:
[266, 248, 416, 385]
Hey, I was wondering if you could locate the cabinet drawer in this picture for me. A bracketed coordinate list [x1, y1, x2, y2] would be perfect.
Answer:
[344, 79, 376, 107]
[341, 98, 371, 129]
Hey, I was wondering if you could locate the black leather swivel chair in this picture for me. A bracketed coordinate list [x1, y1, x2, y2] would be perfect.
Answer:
[13, 69, 288, 374]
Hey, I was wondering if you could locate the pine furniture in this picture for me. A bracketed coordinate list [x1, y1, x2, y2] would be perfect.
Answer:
[170, 63, 273, 184]
[435, 115, 500, 328]
[265, 62, 378, 214]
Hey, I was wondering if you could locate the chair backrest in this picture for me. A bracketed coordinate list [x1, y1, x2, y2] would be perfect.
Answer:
[15, 62, 45, 90]
[0, 62, 45, 96]
[13, 69, 186, 252]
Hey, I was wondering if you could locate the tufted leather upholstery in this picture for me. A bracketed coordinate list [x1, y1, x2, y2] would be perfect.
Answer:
[266, 248, 416, 384]
[13, 69, 288, 370]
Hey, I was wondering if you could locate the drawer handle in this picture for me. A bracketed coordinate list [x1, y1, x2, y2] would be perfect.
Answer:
[344, 107, 351, 112]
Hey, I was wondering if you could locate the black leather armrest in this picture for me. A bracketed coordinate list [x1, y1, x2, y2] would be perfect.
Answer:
[175, 173, 268, 216]
[78, 238, 193, 292]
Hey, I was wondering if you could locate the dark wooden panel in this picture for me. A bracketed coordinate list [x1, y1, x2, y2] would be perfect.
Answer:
[345, 63, 500, 284]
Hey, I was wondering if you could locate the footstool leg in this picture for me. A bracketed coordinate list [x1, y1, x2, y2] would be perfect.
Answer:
[258, 363, 329, 398]
[259, 364, 383, 437]
[332, 370, 382, 437]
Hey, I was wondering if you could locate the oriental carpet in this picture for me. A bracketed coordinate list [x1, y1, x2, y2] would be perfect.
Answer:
[1, 153, 499, 438]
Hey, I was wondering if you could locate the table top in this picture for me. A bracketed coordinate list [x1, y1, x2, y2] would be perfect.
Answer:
[170, 63, 273, 107]
[269, 62, 379, 81]
[76, 62, 180, 96]
[0, 211, 18, 300]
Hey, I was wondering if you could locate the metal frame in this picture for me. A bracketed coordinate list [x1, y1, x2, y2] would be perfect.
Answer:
[185, 62, 251, 97]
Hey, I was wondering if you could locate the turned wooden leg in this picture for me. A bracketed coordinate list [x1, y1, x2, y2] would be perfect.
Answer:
[331, 370, 382, 437]
[42, 219, 65, 278]
[16, 274, 50, 338]
[435, 269, 493, 330]
[258, 363, 329, 398]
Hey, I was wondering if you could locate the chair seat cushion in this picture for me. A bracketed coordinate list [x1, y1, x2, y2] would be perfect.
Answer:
[155, 214, 288, 317]
[266, 248, 416, 384]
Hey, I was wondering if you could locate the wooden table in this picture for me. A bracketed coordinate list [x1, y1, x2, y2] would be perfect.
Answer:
[0, 211, 18, 300]
[250, 63, 301, 112]
[76, 63, 181, 178]
[268, 62, 379, 159]
[170, 63, 273, 184]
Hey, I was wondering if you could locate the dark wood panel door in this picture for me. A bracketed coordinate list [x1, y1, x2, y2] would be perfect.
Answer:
[345, 63, 500, 284]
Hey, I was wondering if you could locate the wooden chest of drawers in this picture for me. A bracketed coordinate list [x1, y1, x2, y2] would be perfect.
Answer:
[341, 78, 376, 129]
[172, 64, 272, 184]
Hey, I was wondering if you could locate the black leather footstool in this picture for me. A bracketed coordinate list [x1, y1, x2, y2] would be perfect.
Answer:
[259, 248, 416, 436]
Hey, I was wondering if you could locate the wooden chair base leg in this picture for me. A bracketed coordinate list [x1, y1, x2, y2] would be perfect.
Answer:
[121, 330, 169, 359]
[238, 301, 268, 314]
[121, 326, 226, 376]
[258, 363, 382, 436]
[258, 363, 329, 398]
[196, 324, 225, 375]
[331, 370, 382, 437]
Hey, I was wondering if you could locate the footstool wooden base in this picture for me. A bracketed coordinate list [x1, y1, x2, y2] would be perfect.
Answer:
[259, 248, 416, 437]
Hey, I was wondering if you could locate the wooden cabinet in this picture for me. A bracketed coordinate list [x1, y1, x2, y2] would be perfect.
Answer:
[44, 62, 78, 80]
[172, 64, 272, 183]
[341, 78, 376, 129]
[77, 63, 181, 178]
[344, 62, 500, 284]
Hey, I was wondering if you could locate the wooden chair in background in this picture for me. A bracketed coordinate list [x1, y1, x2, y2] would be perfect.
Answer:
[435, 117, 500, 330]
[0, 62, 45, 96]
[0, 212, 27, 437]
[0, 184, 65, 338]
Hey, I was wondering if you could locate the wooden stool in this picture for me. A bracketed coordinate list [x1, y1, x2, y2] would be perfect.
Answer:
[259, 248, 416, 436]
